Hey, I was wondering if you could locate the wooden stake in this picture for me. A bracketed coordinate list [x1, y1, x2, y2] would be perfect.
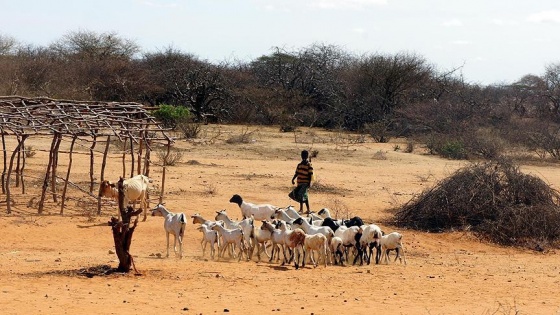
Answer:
[61, 136, 77, 214]
[98, 135, 111, 216]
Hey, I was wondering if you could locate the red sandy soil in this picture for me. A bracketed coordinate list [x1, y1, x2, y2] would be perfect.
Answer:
[1, 125, 560, 314]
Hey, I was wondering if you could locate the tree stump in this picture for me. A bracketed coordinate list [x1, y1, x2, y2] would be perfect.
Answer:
[108, 177, 142, 273]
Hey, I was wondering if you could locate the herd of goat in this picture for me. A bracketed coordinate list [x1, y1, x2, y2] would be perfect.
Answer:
[153, 194, 407, 269]
[97, 176, 406, 269]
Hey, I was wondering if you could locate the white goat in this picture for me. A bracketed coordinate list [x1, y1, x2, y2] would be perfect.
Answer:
[229, 194, 278, 221]
[151, 204, 187, 258]
[210, 222, 247, 262]
[197, 223, 219, 259]
[380, 232, 407, 265]
[215, 210, 255, 258]
[191, 213, 215, 226]
[253, 221, 272, 262]
[303, 233, 328, 267]
[307, 213, 324, 226]
[99, 174, 152, 221]
[360, 224, 383, 264]
[333, 225, 362, 264]
[330, 236, 344, 265]
[273, 207, 297, 223]
[292, 217, 334, 244]
[261, 220, 287, 263]
[283, 205, 301, 219]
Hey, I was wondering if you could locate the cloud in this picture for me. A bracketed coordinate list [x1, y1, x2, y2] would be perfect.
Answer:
[527, 10, 560, 23]
[257, 0, 387, 11]
[442, 19, 463, 27]
[141, 0, 179, 8]
[352, 27, 366, 34]
[491, 19, 518, 26]
[309, 0, 388, 9]
[450, 40, 470, 46]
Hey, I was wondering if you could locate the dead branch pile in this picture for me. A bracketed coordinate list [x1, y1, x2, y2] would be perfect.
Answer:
[392, 160, 560, 249]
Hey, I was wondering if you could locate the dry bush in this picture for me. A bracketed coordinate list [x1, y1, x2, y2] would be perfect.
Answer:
[310, 149, 319, 159]
[391, 159, 560, 250]
[372, 150, 387, 160]
[405, 140, 415, 153]
[24, 145, 37, 158]
[155, 147, 184, 166]
[201, 183, 218, 196]
[311, 178, 349, 195]
[325, 197, 351, 220]
[177, 121, 201, 139]
[226, 127, 256, 144]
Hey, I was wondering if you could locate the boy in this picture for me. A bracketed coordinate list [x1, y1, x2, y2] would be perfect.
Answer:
[290, 150, 313, 214]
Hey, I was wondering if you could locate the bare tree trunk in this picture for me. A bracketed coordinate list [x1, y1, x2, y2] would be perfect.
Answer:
[108, 177, 142, 273]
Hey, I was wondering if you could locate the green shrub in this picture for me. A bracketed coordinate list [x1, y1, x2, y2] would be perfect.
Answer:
[440, 140, 467, 159]
[152, 105, 191, 129]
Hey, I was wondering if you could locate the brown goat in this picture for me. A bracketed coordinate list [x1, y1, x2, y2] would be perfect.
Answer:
[283, 228, 306, 269]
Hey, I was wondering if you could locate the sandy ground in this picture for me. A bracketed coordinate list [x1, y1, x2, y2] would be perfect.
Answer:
[1, 125, 560, 315]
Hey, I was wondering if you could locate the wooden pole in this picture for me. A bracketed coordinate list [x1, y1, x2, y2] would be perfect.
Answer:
[2, 131, 7, 195]
[121, 138, 127, 178]
[89, 133, 97, 194]
[38, 134, 58, 214]
[51, 133, 62, 203]
[5, 135, 27, 214]
[15, 138, 21, 188]
[129, 135, 135, 178]
[61, 136, 77, 215]
[159, 140, 171, 204]
[20, 137, 27, 195]
[143, 139, 151, 177]
[98, 135, 111, 215]
[137, 132, 143, 176]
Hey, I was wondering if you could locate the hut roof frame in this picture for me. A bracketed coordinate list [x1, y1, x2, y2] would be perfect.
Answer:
[0, 96, 173, 144]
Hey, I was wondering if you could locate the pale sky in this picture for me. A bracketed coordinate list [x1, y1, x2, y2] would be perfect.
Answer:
[2, 0, 560, 85]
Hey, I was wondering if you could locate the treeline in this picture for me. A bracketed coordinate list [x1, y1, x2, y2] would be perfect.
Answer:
[2, 30, 560, 160]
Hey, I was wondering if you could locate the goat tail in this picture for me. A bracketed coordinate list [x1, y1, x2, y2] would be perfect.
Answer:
[180, 222, 186, 238]
[179, 213, 187, 224]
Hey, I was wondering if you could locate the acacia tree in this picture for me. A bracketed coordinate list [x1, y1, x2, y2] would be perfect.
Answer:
[141, 48, 229, 121]
[0, 35, 20, 95]
[249, 44, 348, 127]
[339, 52, 434, 132]
[48, 30, 141, 100]
[542, 63, 560, 121]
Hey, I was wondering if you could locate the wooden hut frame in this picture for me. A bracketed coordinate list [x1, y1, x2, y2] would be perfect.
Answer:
[0, 96, 174, 215]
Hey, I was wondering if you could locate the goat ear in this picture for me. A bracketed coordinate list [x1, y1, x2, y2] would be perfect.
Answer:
[109, 183, 116, 188]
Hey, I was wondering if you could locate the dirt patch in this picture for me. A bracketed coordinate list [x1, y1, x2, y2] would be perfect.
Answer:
[1, 125, 560, 314]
